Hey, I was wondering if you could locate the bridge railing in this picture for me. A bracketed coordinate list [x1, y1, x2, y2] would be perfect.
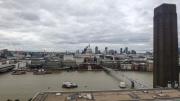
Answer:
[103, 67, 148, 89]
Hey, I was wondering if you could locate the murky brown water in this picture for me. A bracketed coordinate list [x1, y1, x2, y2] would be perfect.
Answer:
[0, 70, 154, 101]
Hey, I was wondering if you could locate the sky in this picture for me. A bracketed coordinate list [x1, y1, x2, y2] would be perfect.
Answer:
[0, 0, 180, 53]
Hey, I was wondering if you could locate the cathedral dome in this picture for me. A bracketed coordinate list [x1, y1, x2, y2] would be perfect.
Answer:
[87, 47, 92, 50]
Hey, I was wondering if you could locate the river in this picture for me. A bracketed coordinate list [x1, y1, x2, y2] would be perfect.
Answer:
[0, 70, 157, 101]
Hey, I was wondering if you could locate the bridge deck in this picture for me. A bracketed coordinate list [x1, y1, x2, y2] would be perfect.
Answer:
[103, 67, 148, 88]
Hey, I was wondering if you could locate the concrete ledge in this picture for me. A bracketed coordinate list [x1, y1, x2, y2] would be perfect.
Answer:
[32, 88, 180, 101]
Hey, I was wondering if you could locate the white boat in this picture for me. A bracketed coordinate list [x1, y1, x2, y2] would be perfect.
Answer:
[119, 82, 126, 88]
[62, 82, 78, 88]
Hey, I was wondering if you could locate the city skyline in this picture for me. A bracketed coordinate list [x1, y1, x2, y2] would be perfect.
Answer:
[0, 0, 180, 52]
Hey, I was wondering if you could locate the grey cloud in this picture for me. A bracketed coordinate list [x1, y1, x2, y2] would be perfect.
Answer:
[0, 0, 179, 52]
[14, 11, 39, 21]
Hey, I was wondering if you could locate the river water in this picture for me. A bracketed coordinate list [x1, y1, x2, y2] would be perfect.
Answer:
[0, 70, 155, 101]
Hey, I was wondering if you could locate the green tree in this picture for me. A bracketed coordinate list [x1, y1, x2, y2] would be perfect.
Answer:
[7, 99, 12, 101]
[15, 99, 20, 101]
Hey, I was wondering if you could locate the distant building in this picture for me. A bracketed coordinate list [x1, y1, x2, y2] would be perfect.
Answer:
[114, 51, 117, 54]
[85, 44, 93, 55]
[32, 52, 42, 58]
[146, 51, 152, 55]
[98, 51, 101, 54]
[105, 47, 108, 55]
[132, 63, 139, 71]
[147, 60, 153, 71]
[125, 47, 128, 54]
[109, 50, 115, 55]
[120, 64, 132, 70]
[120, 48, 122, 54]
[139, 63, 147, 71]
[63, 54, 74, 61]
[95, 46, 98, 54]
[131, 50, 136, 54]
[84, 57, 94, 63]
[43, 61, 62, 70]
[62, 54, 76, 67]
[0, 49, 8, 57]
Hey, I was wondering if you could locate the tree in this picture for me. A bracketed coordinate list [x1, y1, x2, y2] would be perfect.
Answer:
[7, 99, 12, 101]
[15, 99, 20, 101]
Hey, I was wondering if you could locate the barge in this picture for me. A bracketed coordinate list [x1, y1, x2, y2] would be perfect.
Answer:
[62, 82, 78, 88]
[45, 70, 51, 74]
[11, 71, 22, 75]
[33, 69, 45, 75]
[13, 69, 26, 74]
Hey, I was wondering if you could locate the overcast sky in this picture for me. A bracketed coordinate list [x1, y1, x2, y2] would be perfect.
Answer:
[0, 0, 180, 53]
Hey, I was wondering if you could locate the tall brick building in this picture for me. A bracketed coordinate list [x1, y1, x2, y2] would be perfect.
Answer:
[153, 4, 179, 88]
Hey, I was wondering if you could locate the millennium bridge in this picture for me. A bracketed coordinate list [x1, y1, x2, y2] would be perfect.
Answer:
[103, 66, 148, 89]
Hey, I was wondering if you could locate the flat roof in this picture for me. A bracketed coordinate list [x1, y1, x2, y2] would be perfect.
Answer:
[32, 88, 180, 101]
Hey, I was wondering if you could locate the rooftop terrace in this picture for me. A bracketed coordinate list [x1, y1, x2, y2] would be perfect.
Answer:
[32, 88, 180, 101]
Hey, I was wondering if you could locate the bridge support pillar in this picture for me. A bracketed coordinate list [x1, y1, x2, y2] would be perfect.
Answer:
[131, 81, 134, 88]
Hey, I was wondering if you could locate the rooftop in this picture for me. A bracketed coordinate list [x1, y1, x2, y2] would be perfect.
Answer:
[32, 88, 180, 101]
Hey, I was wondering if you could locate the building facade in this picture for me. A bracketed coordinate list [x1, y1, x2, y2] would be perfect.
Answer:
[105, 47, 108, 55]
[95, 46, 98, 54]
[120, 48, 122, 54]
[153, 4, 179, 88]
[125, 47, 128, 54]
[120, 64, 132, 70]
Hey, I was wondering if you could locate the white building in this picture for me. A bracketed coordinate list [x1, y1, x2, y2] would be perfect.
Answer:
[120, 64, 132, 70]
[63, 54, 74, 61]
[147, 60, 153, 71]
[75, 58, 84, 65]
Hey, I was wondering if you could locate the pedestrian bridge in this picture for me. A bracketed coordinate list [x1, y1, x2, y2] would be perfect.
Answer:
[103, 67, 148, 89]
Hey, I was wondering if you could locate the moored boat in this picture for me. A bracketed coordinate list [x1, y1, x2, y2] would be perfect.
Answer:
[62, 82, 78, 88]
[33, 69, 45, 75]
[119, 82, 126, 88]
[45, 70, 51, 74]
[11, 71, 22, 75]
[13, 68, 26, 74]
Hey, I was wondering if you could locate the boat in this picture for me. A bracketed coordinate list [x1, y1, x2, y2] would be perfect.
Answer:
[11, 71, 22, 75]
[20, 70, 26, 74]
[119, 82, 126, 88]
[13, 68, 26, 74]
[45, 70, 51, 74]
[62, 82, 78, 88]
[33, 69, 45, 75]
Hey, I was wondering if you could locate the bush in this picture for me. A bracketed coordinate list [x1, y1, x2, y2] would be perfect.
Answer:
[15, 99, 20, 101]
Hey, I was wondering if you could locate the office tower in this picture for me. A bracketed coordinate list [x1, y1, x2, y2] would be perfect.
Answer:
[95, 46, 98, 54]
[125, 47, 128, 54]
[120, 48, 122, 54]
[153, 4, 179, 88]
[105, 47, 108, 55]
[109, 50, 115, 55]
[131, 50, 136, 54]
[114, 51, 117, 54]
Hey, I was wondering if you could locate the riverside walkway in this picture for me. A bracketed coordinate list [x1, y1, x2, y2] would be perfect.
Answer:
[102, 66, 148, 89]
